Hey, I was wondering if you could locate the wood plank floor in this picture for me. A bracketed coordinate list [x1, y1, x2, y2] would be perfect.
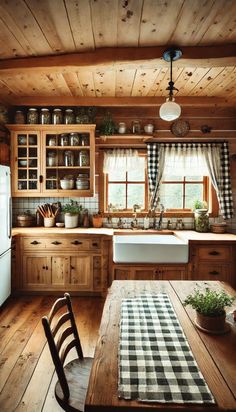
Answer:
[0, 295, 104, 412]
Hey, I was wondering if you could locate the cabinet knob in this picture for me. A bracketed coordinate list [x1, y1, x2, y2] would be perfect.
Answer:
[92, 242, 98, 247]
[209, 251, 220, 256]
[71, 265, 75, 270]
[209, 270, 219, 275]
[31, 240, 40, 245]
[71, 240, 82, 245]
[51, 241, 61, 245]
[42, 266, 45, 269]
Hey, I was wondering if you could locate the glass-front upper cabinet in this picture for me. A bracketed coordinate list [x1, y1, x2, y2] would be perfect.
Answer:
[11, 129, 41, 195]
[8, 124, 95, 197]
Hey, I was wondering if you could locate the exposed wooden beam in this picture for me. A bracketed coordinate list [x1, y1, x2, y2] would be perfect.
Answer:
[6, 96, 236, 107]
[0, 45, 235, 74]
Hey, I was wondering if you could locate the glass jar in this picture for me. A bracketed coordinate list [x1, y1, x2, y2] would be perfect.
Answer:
[64, 109, 75, 124]
[14, 110, 25, 124]
[47, 151, 57, 166]
[132, 120, 141, 134]
[118, 122, 126, 134]
[48, 136, 57, 146]
[60, 133, 69, 146]
[194, 209, 209, 232]
[40, 108, 51, 124]
[27, 108, 38, 124]
[52, 108, 63, 124]
[69, 132, 80, 146]
[79, 150, 89, 166]
[64, 150, 74, 166]
[80, 134, 89, 146]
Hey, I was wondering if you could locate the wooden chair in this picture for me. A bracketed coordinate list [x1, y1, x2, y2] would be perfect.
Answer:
[42, 293, 93, 412]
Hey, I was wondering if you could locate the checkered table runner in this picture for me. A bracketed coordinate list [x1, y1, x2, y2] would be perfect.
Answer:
[118, 294, 215, 404]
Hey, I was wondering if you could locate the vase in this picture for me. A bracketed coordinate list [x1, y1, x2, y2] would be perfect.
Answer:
[64, 213, 79, 228]
[194, 209, 209, 232]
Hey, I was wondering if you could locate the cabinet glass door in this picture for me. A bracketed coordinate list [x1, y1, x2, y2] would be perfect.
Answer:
[15, 132, 40, 193]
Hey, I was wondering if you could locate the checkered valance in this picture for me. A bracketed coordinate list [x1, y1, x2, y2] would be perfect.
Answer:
[118, 294, 215, 404]
[146, 141, 234, 219]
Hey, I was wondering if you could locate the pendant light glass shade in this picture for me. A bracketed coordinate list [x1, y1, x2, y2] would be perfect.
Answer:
[159, 98, 181, 121]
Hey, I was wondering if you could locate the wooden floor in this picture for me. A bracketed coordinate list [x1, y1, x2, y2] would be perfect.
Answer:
[0, 295, 104, 412]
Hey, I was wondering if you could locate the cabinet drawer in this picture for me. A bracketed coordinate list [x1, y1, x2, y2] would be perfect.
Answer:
[22, 237, 47, 249]
[45, 238, 91, 250]
[195, 263, 230, 280]
[198, 246, 231, 261]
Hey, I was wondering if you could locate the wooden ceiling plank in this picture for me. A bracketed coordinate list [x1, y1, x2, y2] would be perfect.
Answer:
[216, 67, 236, 96]
[160, 67, 184, 96]
[147, 68, 168, 96]
[131, 68, 160, 96]
[76, 72, 96, 97]
[139, 0, 184, 46]
[62, 72, 83, 97]
[206, 66, 236, 96]
[64, 0, 95, 51]
[190, 67, 226, 96]
[93, 70, 116, 97]
[176, 67, 211, 96]
[117, 0, 143, 46]
[91, 0, 119, 47]
[45, 73, 73, 96]
[0, 0, 53, 55]
[115, 69, 136, 97]
[1, 45, 235, 75]
[25, 0, 75, 53]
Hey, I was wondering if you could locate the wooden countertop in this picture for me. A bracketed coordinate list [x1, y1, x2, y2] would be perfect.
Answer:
[12, 227, 236, 242]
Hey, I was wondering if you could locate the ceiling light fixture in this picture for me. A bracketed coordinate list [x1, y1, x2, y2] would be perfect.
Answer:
[159, 47, 182, 121]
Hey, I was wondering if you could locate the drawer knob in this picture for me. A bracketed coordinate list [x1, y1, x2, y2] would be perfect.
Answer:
[71, 240, 82, 245]
[31, 240, 40, 245]
[92, 242, 98, 247]
[209, 270, 219, 275]
[209, 251, 220, 256]
[51, 241, 61, 245]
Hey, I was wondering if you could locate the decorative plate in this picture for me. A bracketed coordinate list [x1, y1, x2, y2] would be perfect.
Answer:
[171, 120, 190, 137]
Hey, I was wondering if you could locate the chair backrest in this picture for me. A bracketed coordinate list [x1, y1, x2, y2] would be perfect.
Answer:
[42, 293, 83, 400]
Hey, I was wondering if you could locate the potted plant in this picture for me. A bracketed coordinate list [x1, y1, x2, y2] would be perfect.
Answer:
[92, 211, 103, 228]
[193, 199, 209, 232]
[62, 200, 82, 228]
[184, 288, 234, 333]
[100, 112, 116, 135]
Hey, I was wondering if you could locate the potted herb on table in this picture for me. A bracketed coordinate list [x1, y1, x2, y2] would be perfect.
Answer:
[184, 288, 234, 334]
[62, 200, 82, 228]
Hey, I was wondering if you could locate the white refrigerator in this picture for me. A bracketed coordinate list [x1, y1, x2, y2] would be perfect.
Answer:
[0, 165, 11, 306]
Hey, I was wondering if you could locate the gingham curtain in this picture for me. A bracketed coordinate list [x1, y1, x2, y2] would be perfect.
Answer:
[147, 142, 234, 219]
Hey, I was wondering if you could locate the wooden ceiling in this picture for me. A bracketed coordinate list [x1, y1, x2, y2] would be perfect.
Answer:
[0, 0, 236, 106]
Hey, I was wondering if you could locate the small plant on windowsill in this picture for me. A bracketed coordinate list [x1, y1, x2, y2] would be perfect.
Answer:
[184, 288, 234, 334]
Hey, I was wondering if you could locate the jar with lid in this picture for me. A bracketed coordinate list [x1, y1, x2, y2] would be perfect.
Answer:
[132, 120, 141, 134]
[80, 134, 89, 146]
[48, 136, 57, 146]
[79, 150, 89, 166]
[47, 151, 57, 166]
[52, 108, 63, 124]
[27, 108, 38, 124]
[64, 109, 75, 124]
[194, 209, 209, 232]
[64, 150, 74, 166]
[14, 110, 25, 124]
[40, 108, 51, 124]
[60, 133, 69, 146]
[118, 122, 126, 134]
[69, 132, 80, 146]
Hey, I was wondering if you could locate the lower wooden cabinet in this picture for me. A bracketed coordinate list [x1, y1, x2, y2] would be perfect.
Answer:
[113, 264, 187, 281]
[14, 234, 111, 294]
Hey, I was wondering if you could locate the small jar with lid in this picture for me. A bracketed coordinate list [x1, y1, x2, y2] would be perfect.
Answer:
[60, 133, 69, 146]
[64, 109, 75, 124]
[27, 108, 38, 124]
[14, 110, 25, 124]
[79, 150, 90, 166]
[80, 134, 90, 146]
[132, 120, 141, 134]
[52, 108, 63, 124]
[40, 108, 51, 124]
[47, 151, 57, 166]
[64, 150, 74, 166]
[118, 122, 126, 134]
[69, 132, 80, 146]
[48, 136, 57, 146]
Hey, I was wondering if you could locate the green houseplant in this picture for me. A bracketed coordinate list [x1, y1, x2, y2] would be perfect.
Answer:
[62, 200, 82, 228]
[193, 199, 209, 232]
[184, 288, 234, 333]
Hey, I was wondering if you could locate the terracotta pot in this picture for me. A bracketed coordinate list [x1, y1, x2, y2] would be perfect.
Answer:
[196, 311, 226, 332]
[92, 216, 103, 228]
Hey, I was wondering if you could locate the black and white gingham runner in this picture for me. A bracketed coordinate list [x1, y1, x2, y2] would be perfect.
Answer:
[118, 294, 215, 404]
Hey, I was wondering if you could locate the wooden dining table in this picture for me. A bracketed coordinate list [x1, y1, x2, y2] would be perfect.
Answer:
[85, 280, 236, 412]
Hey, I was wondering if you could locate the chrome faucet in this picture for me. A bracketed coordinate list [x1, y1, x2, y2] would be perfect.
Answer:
[156, 204, 164, 230]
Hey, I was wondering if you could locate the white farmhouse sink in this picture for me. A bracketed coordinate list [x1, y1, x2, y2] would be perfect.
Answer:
[113, 234, 189, 263]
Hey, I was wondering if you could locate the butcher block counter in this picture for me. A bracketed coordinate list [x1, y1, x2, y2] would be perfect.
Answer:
[11, 229, 236, 294]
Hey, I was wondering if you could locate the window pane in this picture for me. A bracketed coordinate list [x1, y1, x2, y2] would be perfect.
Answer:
[108, 184, 126, 209]
[186, 175, 203, 182]
[127, 184, 145, 209]
[159, 184, 183, 208]
[128, 158, 145, 181]
[185, 184, 203, 209]
[108, 170, 126, 182]
[162, 175, 183, 181]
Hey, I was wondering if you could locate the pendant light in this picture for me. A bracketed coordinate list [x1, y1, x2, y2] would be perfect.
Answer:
[159, 48, 182, 121]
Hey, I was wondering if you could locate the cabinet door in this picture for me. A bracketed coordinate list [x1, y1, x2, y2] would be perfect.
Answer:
[114, 267, 133, 280]
[52, 256, 69, 286]
[68, 255, 92, 290]
[194, 263, 231, 283]
[22, 256, 51, 289]
[134, 268, 155, 280]
[158, 266, 187, 280]
[11, 131, 41, 195]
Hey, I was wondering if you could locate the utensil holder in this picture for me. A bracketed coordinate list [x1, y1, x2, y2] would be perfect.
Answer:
[44, 217, 55, 227]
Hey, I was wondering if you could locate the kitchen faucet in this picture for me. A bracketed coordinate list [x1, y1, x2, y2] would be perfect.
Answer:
[156, 204, 165, 230]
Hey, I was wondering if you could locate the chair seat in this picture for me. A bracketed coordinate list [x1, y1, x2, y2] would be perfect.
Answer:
[55, 357, 93, 412]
